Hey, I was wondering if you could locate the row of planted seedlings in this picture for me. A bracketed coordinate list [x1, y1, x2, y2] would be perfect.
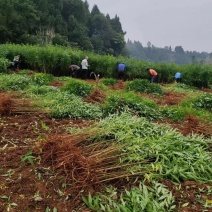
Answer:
[0, 71, 212, 211]
[0, 43, 212, 87]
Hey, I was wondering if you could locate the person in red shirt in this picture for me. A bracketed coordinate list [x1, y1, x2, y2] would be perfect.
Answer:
[146, 68, 158, 83]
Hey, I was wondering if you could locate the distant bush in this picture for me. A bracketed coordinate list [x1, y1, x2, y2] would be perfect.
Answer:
[0, 74, 31, 90]
[102, 91, 159, 120]
[0, 57, 12, 73]
[47, 93, 102, 119]
[61, 78, 93, 97]
[18, 69, 36, 75]
[1, 44, 211, 88]
[126, 79, 163, 95]
[192, 93, 212, 112]
[27, 85, 59, 96]
[160, 107, 186, 122]
[101, 78, 118, 86]
[31, 73, 54, 85]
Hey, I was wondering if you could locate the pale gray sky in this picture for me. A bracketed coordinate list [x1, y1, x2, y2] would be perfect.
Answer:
[86, 0, 212, 53]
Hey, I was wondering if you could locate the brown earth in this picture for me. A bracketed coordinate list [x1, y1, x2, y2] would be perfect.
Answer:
[0, 87, 212, 211]
[168, 115, 212, 138]
[141, 90, 188, 106]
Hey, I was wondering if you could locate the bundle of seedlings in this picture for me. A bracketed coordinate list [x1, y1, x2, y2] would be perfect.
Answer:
[0, 92, 42, 115]
[0, 94, 13, 115]
[36, 131, 150, 195]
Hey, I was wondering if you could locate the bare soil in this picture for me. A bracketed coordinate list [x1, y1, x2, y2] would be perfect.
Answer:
[0, 85, 212, 212]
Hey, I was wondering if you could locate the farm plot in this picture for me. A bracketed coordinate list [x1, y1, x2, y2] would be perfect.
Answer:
[0, 73, 212, 212]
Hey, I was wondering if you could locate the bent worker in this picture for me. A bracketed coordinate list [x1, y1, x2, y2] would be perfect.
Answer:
[174, 72, 181, 83]
[69, 64, 80, 78]
[146, 68, 158, 83]
[12, 55, 20, 71]
[117, 63, 126, 80]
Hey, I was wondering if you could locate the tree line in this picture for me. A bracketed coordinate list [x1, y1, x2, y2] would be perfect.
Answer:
[1, 0, 212, 65]
[0, 0, 126, 56]
[127, 40, 212, 65]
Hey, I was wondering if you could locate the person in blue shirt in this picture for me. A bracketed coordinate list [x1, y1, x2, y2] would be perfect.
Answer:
[174, 72, 181, 83]
[117, 63, 126, 80]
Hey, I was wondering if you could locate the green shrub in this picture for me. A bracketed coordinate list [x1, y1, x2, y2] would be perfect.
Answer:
[46, 93, 102, 119]
[0, 74, 31, 90]
[126, 79, 163, 95]
[146, 83, 163, 95]
[192, 93, 212, 112]
[101, 78, 118, 86]
[27, 85, 59, 96]
[61, 78, 93, 97]
[18, 69, 35, 75]
[126, 79, 149, 92]
[31, 73, 54, 85]
[174, 83, 197, 90]
[83, 182, 175, 212]
[160, 107, 186, 122]
[0, 57, 12, 73]
[102, 91, 159, 120]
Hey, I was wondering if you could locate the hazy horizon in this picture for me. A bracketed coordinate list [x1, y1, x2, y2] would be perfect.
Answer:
[86, 0, 212, 53]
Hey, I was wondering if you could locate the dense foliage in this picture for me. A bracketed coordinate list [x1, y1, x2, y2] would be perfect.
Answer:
[0, 44, 212, 88]
[0, 0, 126, 56]
[127, 40, 212, 65]
[1, 0, 212, 64]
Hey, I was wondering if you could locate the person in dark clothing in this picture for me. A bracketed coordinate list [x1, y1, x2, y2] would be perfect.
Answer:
[12, 55, 20, 71]
[69, 65, 80, 78]
[117, 63, 126, 80]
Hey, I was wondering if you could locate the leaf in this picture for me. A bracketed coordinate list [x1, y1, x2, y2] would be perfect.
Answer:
[1, 195, 9, 199]
[45, 206, 50, 212]
[2, 144, 8, 150]
[53, 207, 58, 212]
[10, 203, 18, 206]
[182, 202, 189, 207]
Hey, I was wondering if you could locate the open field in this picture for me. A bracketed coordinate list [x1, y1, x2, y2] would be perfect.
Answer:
[0, 72, 212, 212]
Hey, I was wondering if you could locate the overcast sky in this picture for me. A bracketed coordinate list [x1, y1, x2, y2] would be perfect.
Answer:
[86, 0, 212, 53]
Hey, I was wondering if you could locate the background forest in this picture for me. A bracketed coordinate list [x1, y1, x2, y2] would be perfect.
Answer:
[0, 0, 212, 64]
[0, 0, 126, 56]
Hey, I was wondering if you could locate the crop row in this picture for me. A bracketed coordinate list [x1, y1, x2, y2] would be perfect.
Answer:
[0, 44, 212, 88]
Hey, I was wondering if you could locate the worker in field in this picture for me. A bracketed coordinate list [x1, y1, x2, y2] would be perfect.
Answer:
[174, 72, 181, 83]
[117, 62, 126, 80]
[12, 55, 20, 71]
[146, 68, 158, 83]
[81, 56, 89, 79]
[69, 64, 80, 78]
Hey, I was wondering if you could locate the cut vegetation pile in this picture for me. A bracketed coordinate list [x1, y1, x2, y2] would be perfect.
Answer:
[0, 94, 13, 115]
[0, 72, 211, 212]
[37, 132, 151, 193]
[0, 92, 40, 115]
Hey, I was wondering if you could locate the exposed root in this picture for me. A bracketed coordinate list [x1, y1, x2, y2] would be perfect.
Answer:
[36, 132, 150, 196]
